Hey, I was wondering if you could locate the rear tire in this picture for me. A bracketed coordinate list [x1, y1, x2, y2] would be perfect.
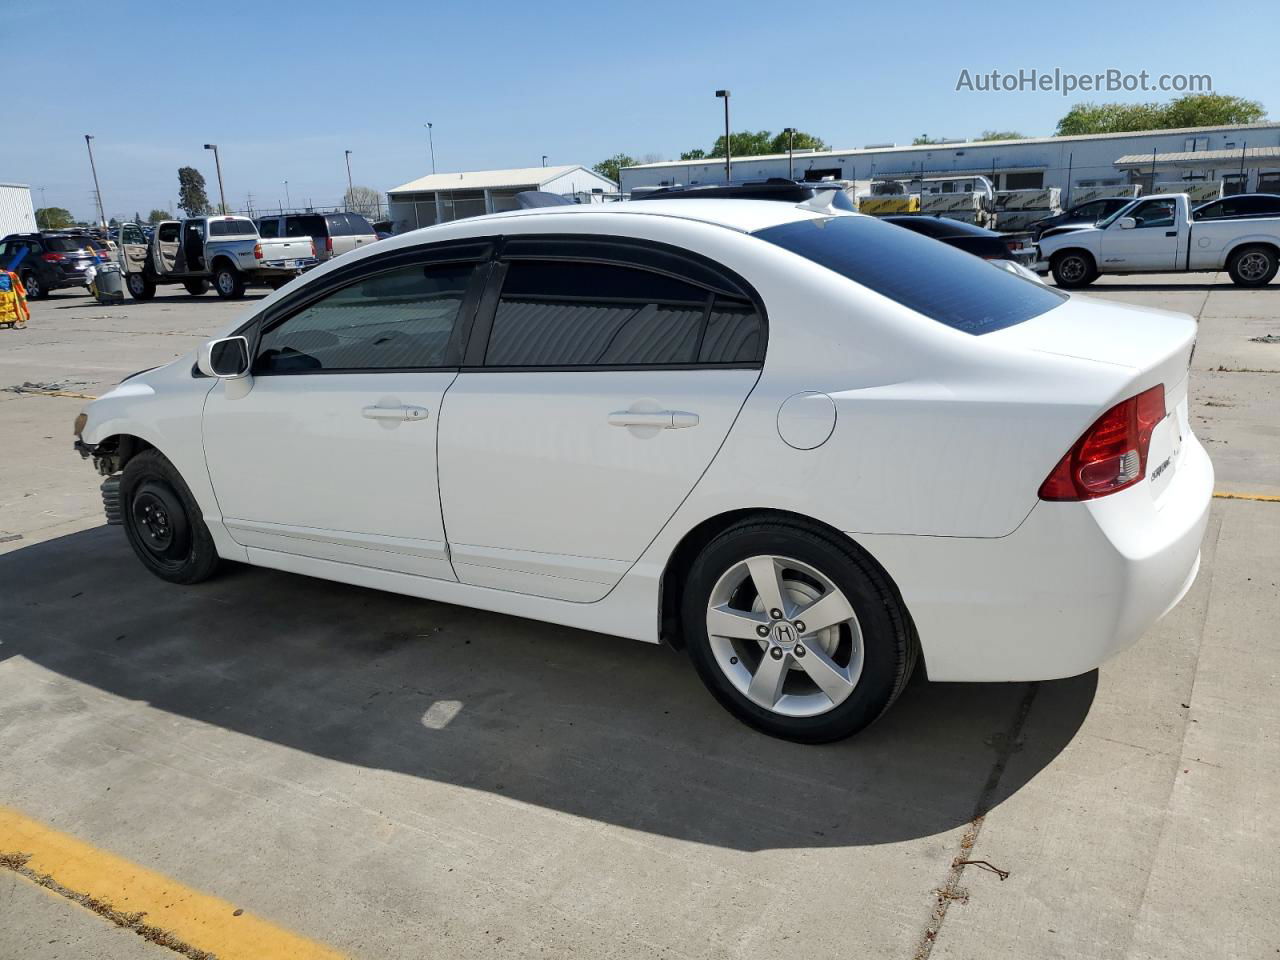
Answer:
[1051, 250, 1098, 288]
[681, 518, 917, 743]
[20, 270, 47, 300]
[127, 272, 156, 300]
[1227, 245, 1278, 287]
[120, 450, 220, 584]
[213, 265, 246, 299]
[183, 279, 209, 296]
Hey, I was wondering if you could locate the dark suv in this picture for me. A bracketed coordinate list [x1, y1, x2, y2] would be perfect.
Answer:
[0, 232, 111, 299]
[255, 212, 377, 263]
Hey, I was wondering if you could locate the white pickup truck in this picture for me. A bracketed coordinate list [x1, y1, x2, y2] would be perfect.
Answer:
[1037, 193, 1280, 288]
[118, 216, 318, 300]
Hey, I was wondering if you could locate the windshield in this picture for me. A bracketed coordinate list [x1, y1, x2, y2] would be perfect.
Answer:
[755, 215, 1065, 335]
[1095, 199, 1142, 229]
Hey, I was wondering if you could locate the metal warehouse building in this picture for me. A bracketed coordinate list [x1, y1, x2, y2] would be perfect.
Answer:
[387, 165, 616, 234]
[620, 122, 1280, 203]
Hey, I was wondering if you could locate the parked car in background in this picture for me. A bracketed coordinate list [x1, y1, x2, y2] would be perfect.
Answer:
[0, 232, 111, 299]
[117, 216, 318, 300]
[75, 197, 1211, 743]
[1038, 192, 1280, 287]
[882, 215, 1037, 268]
[1192, 193, 1280, 222]
[1030, 197, 1135, 241]
[256, 212, 377, 263]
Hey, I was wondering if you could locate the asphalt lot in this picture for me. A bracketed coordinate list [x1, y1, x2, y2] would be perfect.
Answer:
[1, 277, 1277, 959]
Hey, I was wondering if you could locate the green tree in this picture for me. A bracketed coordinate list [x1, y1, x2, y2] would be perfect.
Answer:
[976, 130, 1026, 141]
[34, 207, 75, 229]
[133, 211, 142, 224]
[592, 153, 635, 184]
[912, 134, 948, 145]
[147, 209, 171, 224]
[177, 166, 211, 217]
[680, 148, 707, 160]
[1055, 93, 1265, 136]
[768, 130, 828, 153]
[707, 129, 773, 157]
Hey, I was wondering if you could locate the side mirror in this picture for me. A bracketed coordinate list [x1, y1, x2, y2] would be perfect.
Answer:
[197, 336, 250, 378]
[1116, 217, 1137, 230]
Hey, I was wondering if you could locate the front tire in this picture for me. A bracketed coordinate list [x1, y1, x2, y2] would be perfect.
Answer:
[120, 450, 220, 584]
[183, 279, 209, 296]
[1227, 245, 1278, 287]
[214, 265, 246, 299]
[1051, 250, 1098, 288]
[681, 518, 916, 743]
[127, 272, 156, 300]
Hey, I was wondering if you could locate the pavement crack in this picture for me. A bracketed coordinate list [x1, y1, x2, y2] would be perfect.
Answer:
[0, 851, 218, 960]
[912, 682, 1039, 960]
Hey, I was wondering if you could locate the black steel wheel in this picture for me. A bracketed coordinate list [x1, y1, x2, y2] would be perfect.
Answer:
[120, 450, 220, 584]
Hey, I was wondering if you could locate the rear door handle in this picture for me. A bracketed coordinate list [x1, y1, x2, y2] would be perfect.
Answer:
[608, 410, 699, 429]
[362, 404, 429, 421]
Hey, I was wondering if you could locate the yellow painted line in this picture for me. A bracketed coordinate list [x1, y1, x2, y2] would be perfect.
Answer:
[0, 806, 346, 960]
[1214, 491, 1280, 503]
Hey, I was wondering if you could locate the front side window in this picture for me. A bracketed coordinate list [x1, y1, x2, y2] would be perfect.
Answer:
[1128, 198, 1176, 228]
[255, 262, 475, 373]
[755, 215, 1064, 335]
[484, 260, 763, 367]
[158, 223, 180, 243]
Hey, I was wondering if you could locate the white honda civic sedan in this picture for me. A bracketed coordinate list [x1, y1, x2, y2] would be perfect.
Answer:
[75, 197, 1213, 742]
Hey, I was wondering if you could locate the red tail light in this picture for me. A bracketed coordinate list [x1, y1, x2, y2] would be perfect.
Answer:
[253, 243, 263, 260]
[1039, 385, 1166, 501]
[311, 240, 317, 257]
[324, 237, 333, 254]
[1004, 238, 1020, 253]
[41, 252, 65, 262]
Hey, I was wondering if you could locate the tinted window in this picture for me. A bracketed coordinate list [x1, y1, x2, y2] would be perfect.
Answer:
[258, 218, 280, 238]
[157, 223, 180, 243]
[755, 216, 1065, 335]
[286, 215, 326, 239]
[344, 213, 375, 235]
[1071, 201, 1106, 217]
[208, 219, 257, 237]
[1129, 198, 1176, 228]
[44, 236, 92, 252]
[700, 297, 764, 363]
[486, 261, 712, 367]
[326, 214, 352, 237]
[256, 262, 474, 373]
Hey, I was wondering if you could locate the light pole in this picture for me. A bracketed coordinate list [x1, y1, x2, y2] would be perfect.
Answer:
[783, 127, 796, 180]
[84, 135, 106, 227]
[542, 154, 548, 167]
[715, 90, 731, 183]
[204, 144, 226, 213]
[424, 123, 436, 174]
[344, 149, 354, 208]
[283, 180, 291, 210]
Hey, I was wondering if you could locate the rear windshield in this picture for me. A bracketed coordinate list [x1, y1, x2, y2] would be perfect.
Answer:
[208, 219, 257, 237]
[44, 236, 95, 252]
[754, 215, 1065, 335]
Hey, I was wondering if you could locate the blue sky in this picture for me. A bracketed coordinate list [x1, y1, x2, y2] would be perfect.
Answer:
[5, 0, 1276, 222]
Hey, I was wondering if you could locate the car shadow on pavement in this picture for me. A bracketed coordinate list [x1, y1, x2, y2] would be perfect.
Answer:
[0, 527, 1096, 852]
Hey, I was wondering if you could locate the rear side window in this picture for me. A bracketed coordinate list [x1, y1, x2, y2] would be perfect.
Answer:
[255, 263, 475, 373]
[208, 219, 256, 237]
[484, 260, 761, 367]
[326, 214, 352, 236]
[286, 215, 326, 239]
[755, 216, 1064, 335]
[344, 213, 375, 235]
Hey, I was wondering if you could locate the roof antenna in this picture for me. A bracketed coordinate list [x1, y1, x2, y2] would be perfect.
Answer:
[796, 189, 847, 214]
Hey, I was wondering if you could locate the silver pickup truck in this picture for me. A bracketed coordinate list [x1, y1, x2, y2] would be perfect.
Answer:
[118, 216, 318, 300]
[1038, 193, 1280, 288]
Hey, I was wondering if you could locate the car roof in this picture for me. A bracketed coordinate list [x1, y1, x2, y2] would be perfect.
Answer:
[439, 198, 830, 236]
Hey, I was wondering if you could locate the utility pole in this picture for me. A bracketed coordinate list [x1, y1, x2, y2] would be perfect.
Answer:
[783, 127, 796, 179]
[344, 150, 354, 208]
[84, 135, 106, 227]
[542, 155, 548, 167]
[425, 123, 436, 174]
[715, 90, 731, 183]
[283, 180, 291, 210]
[204, 144, 226, 213]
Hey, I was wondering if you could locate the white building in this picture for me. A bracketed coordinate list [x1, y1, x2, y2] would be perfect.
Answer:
[387, 165, 617, 233]
[0, 183, 37, 237]
[619, 122, 1280, 203]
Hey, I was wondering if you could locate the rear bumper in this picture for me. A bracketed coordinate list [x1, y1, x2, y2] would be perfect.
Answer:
[256, 257, 319, 275]
[858, 433, 1214, 682]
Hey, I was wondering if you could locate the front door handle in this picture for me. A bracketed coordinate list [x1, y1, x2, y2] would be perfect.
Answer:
[362, 404, 429, 421]
[608, 410, 699, 429]
[1165, 230, 1178, 237]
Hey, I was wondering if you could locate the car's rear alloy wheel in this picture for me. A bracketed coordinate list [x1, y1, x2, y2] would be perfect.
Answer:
[705, 556, 864, 718]
[1228, 246, 1278, 287]
[682, 519, 916, 742]
[21, 271, 44, 299]
[214, 267, 246, 299]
